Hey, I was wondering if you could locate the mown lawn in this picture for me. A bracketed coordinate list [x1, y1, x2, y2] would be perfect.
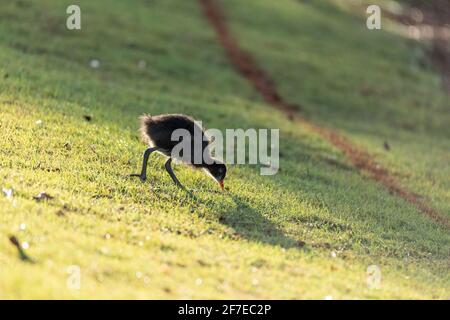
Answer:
[224, 0, 450, 215]
[0, 0, 449, 299]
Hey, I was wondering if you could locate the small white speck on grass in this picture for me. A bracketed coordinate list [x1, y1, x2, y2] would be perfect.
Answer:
[35, 119, 43, 125]
[252, 279, 259, 286]
[135, 271, 143, 279]
[331, 251, 337, 258]
[251, 267, 258, 273]
[90, 59, 100, 68]
[195, 278, 203, 286]
[104, 233, 111, 240]
[22, 241, 29, 250]
[143, 276, 150, 284]
[138, 60, 146, 69]
[138, 241, 144, 247]
[2, 188, 13, 200]
[324, 295, 333, 300]
[19, 223, 26, 231]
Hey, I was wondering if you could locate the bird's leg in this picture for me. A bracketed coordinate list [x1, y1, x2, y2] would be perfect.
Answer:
[164, 158, 185, 189]
[130, 147, 158, 182]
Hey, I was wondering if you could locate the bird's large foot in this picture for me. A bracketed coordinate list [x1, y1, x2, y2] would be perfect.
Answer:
[130, 147, 158, 184]
[130, 173, 147, 183]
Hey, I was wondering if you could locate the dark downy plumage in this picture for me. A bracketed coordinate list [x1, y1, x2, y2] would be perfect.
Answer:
[131, 114, 227, 190]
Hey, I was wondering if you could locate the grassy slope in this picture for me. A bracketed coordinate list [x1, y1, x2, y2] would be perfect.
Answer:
[225, 0, 450, 215]
[0, 0, 448, 299]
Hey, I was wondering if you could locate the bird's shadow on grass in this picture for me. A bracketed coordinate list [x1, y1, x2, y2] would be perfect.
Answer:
[139, 174, 303, 249]
[218, 194, 305, 250]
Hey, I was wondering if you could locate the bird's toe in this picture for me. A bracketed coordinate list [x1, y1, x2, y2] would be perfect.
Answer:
[130, 173, 147, 183]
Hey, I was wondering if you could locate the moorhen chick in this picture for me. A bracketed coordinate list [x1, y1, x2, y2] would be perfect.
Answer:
[131, 114, 227, 190]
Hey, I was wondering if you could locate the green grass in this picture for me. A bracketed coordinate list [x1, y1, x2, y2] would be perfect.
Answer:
[224, 0, 450, 215]
[0, 0, 449, 299]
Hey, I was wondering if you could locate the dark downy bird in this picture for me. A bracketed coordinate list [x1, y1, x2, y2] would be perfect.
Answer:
[131, 114, 227, 190]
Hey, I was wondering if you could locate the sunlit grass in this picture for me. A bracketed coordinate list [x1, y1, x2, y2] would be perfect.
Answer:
[0, 0, 448, 299]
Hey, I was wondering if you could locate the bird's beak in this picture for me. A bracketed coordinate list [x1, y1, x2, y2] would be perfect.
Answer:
[219, 180, 224, 191]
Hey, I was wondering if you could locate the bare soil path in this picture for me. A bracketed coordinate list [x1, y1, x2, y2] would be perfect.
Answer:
[199, 0, 450, 229]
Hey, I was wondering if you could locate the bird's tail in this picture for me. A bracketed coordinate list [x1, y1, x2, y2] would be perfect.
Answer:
[139, 114, 153, 144]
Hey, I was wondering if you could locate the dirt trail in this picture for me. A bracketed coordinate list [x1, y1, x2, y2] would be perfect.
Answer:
[199, 0, 450, 229]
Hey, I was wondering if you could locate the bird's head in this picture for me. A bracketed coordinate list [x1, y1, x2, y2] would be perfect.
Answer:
[204, 161, 227, 190]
